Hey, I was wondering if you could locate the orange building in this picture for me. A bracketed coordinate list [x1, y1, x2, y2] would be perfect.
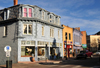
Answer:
[81, 31, 87, 49]
[62, 25, 73, 57]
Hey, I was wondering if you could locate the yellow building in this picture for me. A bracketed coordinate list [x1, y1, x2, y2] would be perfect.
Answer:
[90, 35, 100, 52]
[62, 25, 73, 57]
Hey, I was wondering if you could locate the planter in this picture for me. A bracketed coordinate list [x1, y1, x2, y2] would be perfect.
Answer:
[32, 57, 35, 62]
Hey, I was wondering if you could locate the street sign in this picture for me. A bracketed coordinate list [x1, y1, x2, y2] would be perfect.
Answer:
[6, 51, 10, 57]
[4, 46, 11, 52]
[4, 45, 11, 57]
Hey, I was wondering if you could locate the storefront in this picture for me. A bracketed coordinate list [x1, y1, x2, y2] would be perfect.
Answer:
[19, 40, 63, 61]
[73, 45, 82, 56]
[64, 41, 73, 57]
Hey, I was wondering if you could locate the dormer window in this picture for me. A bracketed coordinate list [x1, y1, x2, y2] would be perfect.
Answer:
[23, 7, 32, 17]
[4, 9, 9, 20]
[24, 8, 27, 17]
[29, 8, 32, 17]
[42, 11, 44, 20]
[50, 15, 52, 22]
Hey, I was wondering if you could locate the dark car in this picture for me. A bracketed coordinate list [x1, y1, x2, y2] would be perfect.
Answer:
[76, 51, 93, 59]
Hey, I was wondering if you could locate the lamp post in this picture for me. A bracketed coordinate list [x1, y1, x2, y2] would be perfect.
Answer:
[45, 44, 47, 63]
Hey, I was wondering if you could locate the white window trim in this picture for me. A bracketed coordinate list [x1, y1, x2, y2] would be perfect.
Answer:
[23, 24, 32, 35]
[23, 7, 33, 18]
[3, 26, 5, 36]
[42, 11, 44, 20]
[42, 26, 44, 36]
[50, 28, 54, 38]
[58, 30, 60, 38]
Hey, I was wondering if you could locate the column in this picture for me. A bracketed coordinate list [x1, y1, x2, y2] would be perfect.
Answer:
[35, 40, 38, 61]
[49, 42, 50, 59]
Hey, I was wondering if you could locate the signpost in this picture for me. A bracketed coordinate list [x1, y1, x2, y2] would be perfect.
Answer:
[4, 45, 12, 68]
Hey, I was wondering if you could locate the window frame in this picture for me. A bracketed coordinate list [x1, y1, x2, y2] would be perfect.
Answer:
[69, 33, 71, 40]
[23, 7, 33, 18]
[28, 8, 32, 17]
[50, 28, 54, 38]
[23, 24, 32, 35]
[58, 30, 60, 38]
[3, 25, 7, 37]
[42, 26, 44, 36]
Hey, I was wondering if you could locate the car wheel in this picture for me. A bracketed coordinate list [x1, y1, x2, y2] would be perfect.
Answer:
[85, 55, 87, 59]
[90, 55, 93, 58]
[76, 57, 79, 59]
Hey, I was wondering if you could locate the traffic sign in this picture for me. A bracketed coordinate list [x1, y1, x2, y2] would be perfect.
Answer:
[6, 51, 10, 57]
[4, 46, 11, 52]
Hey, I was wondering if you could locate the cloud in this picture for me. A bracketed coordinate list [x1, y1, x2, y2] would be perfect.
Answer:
[61, 16, 100, 35]
[63, 0, 94, 8]
[0, 6, 4, 10]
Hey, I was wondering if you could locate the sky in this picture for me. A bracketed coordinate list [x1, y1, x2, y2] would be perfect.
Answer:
[0, 0, 100, 35]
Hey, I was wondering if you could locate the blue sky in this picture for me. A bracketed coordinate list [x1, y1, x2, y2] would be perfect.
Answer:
[0, 0, 100, 35]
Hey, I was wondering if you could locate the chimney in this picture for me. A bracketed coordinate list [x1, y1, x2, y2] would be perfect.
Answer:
[14, 0, 18, 5]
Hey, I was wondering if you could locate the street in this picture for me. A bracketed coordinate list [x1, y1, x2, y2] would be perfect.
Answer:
[0, 56, 100, 68]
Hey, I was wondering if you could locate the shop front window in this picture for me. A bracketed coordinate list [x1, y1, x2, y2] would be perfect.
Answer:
[69, 48, 72, 54]
[38, 47, 45, 56]
[21, 46, 35, 57]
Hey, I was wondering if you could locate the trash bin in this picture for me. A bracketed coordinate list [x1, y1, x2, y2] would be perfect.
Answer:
[6, 60, 12, 68]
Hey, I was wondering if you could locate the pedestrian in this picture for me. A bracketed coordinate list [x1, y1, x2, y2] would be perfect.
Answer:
[73, 52, 75, 57]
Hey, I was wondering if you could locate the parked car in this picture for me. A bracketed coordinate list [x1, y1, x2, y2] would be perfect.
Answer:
[93, 50, 100, 55]
[76, 51, 93, 59]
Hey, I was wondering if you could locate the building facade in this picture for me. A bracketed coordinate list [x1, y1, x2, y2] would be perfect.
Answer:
[62, 25, 73, 58]
[81, 31, 87, 49]
[0, 4, 63, 65]
[73, 28, 82, 56]
[90, 35, 100, 52]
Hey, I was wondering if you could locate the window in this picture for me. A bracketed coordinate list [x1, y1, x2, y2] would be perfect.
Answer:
[23, 8, 32, 17]
[38, 47, 45, 56]
[42, 11, 44, 20]
[50, 28, 54, 37]
[23, 24, 32, 35]
[50, 15, 52, 22]
[58, 30, 60, 38]
[21, 46, 35, 57]
[69, 33, 71, 40]
[65, 32, 67, 39]
[3, 25, 7, 36]
[23, 8, 27, 17]
[29, 8, 32, 17]
[42, 26, 44, 36]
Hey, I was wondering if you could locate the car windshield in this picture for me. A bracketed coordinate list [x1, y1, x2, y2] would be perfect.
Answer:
[98, 50, 100, 52]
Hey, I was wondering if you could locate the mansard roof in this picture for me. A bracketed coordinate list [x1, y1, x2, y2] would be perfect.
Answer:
[0, 4, 61, 18]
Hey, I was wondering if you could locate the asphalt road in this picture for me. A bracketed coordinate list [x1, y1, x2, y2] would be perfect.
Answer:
[0, 56, 100, 68]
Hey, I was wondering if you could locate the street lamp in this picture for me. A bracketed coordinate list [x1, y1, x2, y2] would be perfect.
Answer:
[45, 44, 47, 63]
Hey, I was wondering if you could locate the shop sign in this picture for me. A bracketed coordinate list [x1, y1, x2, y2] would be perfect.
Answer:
[82, 44, 87, 48]
[75, 42, 80, 45]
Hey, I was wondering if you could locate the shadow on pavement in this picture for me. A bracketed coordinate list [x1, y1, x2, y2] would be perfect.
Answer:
[39, 56, 100, 67]
[0, 66, 6, 68]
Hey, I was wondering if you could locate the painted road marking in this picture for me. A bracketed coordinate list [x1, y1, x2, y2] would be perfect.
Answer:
[60, 65, 70, 67]
[71, 65, 81, 68]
